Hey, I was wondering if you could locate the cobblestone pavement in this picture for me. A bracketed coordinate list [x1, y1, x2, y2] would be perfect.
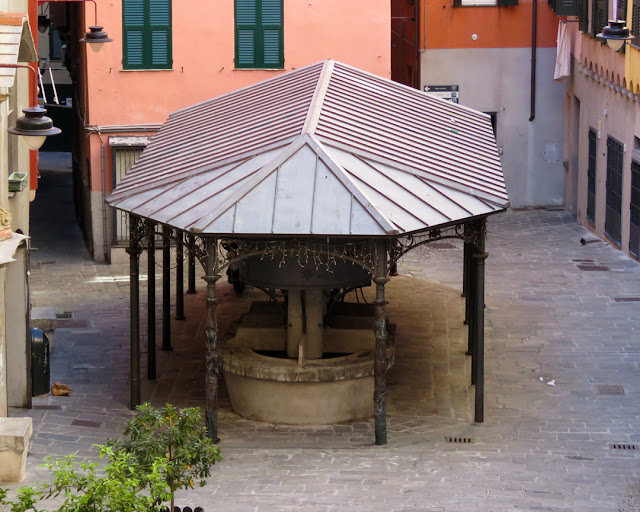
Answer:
[5, 157, 640, 511]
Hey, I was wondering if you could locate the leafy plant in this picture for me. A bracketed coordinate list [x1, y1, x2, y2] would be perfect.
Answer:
[0, 404, 221, 512]
[106, 403, 222, 510]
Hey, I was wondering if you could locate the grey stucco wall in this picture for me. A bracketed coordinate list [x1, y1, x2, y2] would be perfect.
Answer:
[421, 47, 566, 207]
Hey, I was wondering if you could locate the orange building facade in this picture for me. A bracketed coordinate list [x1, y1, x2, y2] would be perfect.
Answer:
[39, 0, 390, 261]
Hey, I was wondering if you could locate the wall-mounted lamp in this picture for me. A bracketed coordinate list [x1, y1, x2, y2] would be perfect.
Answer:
[38, 0, 113, 52]
[0, 63, 61, 151]
[596, 2, 633, 52]
[597, 20, 633, 51]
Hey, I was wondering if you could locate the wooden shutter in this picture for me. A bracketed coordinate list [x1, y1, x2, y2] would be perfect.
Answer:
[123, 0, 145, 68]
[554, 0, 580, 15]
[578, 0, 589, 31]
[149, 0, 172, 68]
[236, 0, 257, 67]
[261, 0, 283, 67]
[593, 0, 609, 35]
[633, 0, 640, 38]
[123, 0, 171, 69]
[497, 0, 518, 6]
[617, 0, 627, 20]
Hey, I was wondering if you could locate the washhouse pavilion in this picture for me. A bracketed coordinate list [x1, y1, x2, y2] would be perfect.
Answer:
[107, 60, 510, 446]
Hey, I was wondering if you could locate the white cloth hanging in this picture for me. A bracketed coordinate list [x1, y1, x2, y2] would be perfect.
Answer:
[554, 21, 571, 81]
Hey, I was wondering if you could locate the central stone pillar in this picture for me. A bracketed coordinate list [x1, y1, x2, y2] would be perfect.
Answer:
[305, 288, 324, 359]
[286, 287, 303, 358]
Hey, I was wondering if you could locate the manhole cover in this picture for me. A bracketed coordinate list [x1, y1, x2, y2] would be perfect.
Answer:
[596, 385, 625, 395]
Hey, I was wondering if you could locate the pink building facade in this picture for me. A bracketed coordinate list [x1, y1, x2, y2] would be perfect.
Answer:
[54, 0, 390, 260]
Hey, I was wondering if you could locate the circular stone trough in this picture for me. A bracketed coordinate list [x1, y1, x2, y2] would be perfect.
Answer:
[220, 302, 395, 425]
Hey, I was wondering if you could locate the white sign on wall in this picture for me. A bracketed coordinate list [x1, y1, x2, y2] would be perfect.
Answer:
[424, 85, 459, 104]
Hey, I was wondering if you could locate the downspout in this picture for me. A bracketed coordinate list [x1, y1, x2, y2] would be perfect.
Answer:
[529, 0, 537, 122]
[414, 0, 420, 89]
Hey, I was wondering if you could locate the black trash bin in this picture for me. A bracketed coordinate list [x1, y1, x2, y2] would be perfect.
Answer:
[31, 327, 50, 397]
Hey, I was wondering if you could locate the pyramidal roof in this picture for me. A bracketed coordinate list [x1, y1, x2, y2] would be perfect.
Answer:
[108, 60, 509, 237]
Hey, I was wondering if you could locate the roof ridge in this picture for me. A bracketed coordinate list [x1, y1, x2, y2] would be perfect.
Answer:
[301, 59, 335, 135]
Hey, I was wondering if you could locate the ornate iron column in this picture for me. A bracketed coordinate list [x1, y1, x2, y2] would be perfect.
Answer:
[373, 239, 390, 445]
[162, 225, 172, 351]
[126, 215, 144, 409]
[472, 219, 487, 423]
[146, 221, 156, 380]
[187, 234, 196, 294]
[175, 231, 185, 320]
[202, 237, 220, 442]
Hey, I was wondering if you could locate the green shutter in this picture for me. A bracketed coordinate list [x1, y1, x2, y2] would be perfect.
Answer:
[578, 0, 589, 31]
[149, 0, 172, 68]
[553, 0, 580, 15]
[593, 0, 609, 35]
[235, 0, 283, 68]
[123, 0, 172, 70]
[261, 0, 283, 67]
[633, 0, 640, 39]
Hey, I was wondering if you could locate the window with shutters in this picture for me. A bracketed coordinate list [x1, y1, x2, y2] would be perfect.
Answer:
[235, 0, 284, 69]
[122, 0, 172, 70]
[548, 0, 580, 15]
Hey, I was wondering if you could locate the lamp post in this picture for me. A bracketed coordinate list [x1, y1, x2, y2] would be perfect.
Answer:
[597, 3, 633, 52]
[1, 63, 61, 150]
[38, 0, 113, 52]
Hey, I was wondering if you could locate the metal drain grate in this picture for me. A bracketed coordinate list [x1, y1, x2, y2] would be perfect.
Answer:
[610, 443, 637, 450]
[577, 264, 611, 271]
[596, 385, 625, 395]
[445, 437, 474, 444]
[56, 312, 73, 319]
[613, 297, 640, 302]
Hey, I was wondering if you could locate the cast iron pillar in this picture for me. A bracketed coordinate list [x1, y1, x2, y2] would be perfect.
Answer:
[187, 234, 196, 294]
[472, 220, 488, 423]
[175, 231, 185, 320]
[464, 239, 475, 357]
[127, 215, 143, 409]
[146, 221, 156, 380]
[373, 239, 389, 445]
[162, 225, 172, 351]
[203, 237, 220, 443]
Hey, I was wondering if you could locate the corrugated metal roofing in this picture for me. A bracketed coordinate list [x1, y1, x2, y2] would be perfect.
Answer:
[108, 59, 509, 237]
[0, 13, 36, 89]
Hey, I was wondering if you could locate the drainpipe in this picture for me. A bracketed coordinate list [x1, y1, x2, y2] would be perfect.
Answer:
[529, 0, 537, 122]
[86, 126, 108, 261]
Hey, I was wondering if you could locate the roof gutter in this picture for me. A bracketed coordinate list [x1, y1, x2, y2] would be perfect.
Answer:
[85, 124, 162, 134]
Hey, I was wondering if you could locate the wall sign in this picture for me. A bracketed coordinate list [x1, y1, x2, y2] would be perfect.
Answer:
[424, 85, 459, 104]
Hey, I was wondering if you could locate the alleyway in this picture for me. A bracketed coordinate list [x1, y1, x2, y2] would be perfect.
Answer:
[6, 154, 640, 511]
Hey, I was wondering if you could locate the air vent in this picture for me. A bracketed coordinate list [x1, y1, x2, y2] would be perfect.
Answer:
[610, 444, 637, 450]
[445, 437, 474, 444]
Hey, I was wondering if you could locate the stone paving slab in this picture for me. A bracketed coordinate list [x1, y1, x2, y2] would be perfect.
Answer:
[3, 170, 640, 511]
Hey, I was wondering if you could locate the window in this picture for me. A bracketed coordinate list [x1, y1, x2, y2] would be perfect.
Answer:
[548, 0, 581, 15]
[605, 136, 623, 245]
[453, 0, 517, 5]
[122, 0, 172, 70]
[587, 129, 597, 224]
[49, 26, 63, 61]
[630, 161, 640, 257]
[235, 0, 283, 68]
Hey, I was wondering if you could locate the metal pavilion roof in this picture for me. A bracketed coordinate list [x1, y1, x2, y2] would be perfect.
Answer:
[108, 60, 509, 237]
